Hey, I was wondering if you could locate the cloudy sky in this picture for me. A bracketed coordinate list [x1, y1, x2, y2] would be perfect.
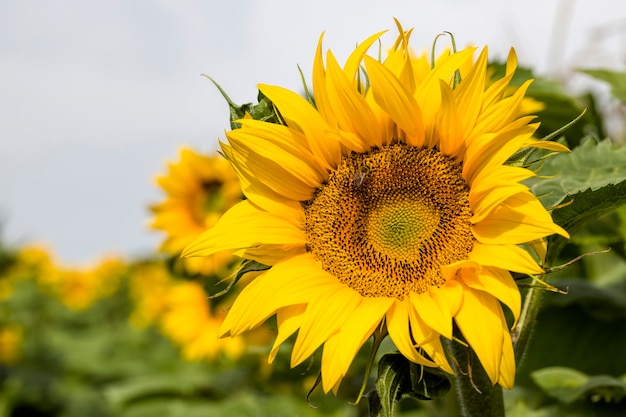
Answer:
[1, 0, 624, 265]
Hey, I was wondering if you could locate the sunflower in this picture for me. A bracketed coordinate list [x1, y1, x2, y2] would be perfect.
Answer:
[150, 148, 242, 275]
[184, 23, 569, 393]
[0, 326, 22, 365]
[39, 256, 125, 311]
[128, 261, 174, 327]
[160, 281, 245, 361]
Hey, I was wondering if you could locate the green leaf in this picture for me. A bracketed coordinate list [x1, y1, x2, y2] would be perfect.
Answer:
[408, 364, 451, 401]
[525, 138, 626, 262]
[516, 300, 626, 389]
[367, 353, 451, 417]
[548, 181, 626, 263]
[528, 138, 626, 208]
[531, 367, 626, 404]
[568, 205, 626, 261]
[368, 354, 410, 417]
[579, 69, 626, 102]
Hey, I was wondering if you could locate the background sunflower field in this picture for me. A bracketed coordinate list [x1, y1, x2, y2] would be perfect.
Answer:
[2, 2, 626, 416]
[2, 64, 626, 416]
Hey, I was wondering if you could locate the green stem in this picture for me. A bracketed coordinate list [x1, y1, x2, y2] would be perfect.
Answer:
[446, 339, 505, 417]
[513, 286, 544, 365]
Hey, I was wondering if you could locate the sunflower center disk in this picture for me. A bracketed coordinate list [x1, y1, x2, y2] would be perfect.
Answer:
[303, 144, 474, 299]
[367, 198, 440, 259]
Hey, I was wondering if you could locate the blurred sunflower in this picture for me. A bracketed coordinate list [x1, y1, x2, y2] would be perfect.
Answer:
[150, 148, 242, 276]
[160, 281, 245, 361]
[185, 22, 568, 393]
[0, 326, 22, 365]
[38, 256, 125, 311]
[1, 245, 55, 300]
[128, 261, 173, 327]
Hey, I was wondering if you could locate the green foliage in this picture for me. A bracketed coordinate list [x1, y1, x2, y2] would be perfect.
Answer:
[528, 138, 626, 208]
[531, 367, 626, 404]
[366, 354, 450, 417]
[578, 69, 626, 102]
[3, 47, 626, 417]
[524, 138, 626, 263]
[510, 136, 626, 415]
[0, 253, 349, 417]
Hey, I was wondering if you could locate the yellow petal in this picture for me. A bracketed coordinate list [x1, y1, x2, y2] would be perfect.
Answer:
[325, 50, 382, 148]
[463, 121, 537, 185]
[523, 138, 571, 153]
[386, 299, 438, 367]
[343, 30, 387, 81]
[258, 84, 342, 169]
[421, 336, 454, 375]
[226, 147, 316, 202]
[415, 47, 476, 146]
[220, 254, 338, 336]
[291, 285, 362, 367]
[410, 288, 453, 341]
[269, 304, 306, 363]
[454, 47, 488, 134]
[221, 141, 306, 226]
[438, 278, 464, 317]
[470, 182, 530, 224]
[183, 200, 306, 259]
[473, 80, 534, 135]
[481, 72, 514, 109]
[227, 126, 324, 196]
[470, 165, 535, 198]
[497, 321, 516, 389]
[461, 266, 521, 326]
[363, 55, 425, 147]
[312, 33, 337, 127]
[321, 296, 393, 392]
[407, 301, 435, 344]
[468, 242, 543, 275]
[454, 285, 504, 385]
[527, 238, 547, 264]
[472, 192, 569, 244]
[437, 80, 464, 157]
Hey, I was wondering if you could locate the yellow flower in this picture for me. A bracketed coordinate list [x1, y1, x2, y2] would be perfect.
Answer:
[128, 261, 173, 327]
[160, 281, 245, 361]
[0, 326, 22, 365]
[39, 256, 125, 311]
[150, 148, 242, 275]
[184, 23, 569, 393]
[1, 245, 55, 300]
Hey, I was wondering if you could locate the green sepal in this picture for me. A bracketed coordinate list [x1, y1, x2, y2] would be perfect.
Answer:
[206, 259, 270, 299]
[365, 353, 451, 417]
[202, 75, 282, 129]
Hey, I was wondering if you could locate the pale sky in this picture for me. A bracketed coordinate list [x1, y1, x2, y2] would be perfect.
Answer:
[1, 0, 625, 264]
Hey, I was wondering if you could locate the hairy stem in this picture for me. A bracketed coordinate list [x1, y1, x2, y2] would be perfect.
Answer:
[446, 339, 504, 417]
